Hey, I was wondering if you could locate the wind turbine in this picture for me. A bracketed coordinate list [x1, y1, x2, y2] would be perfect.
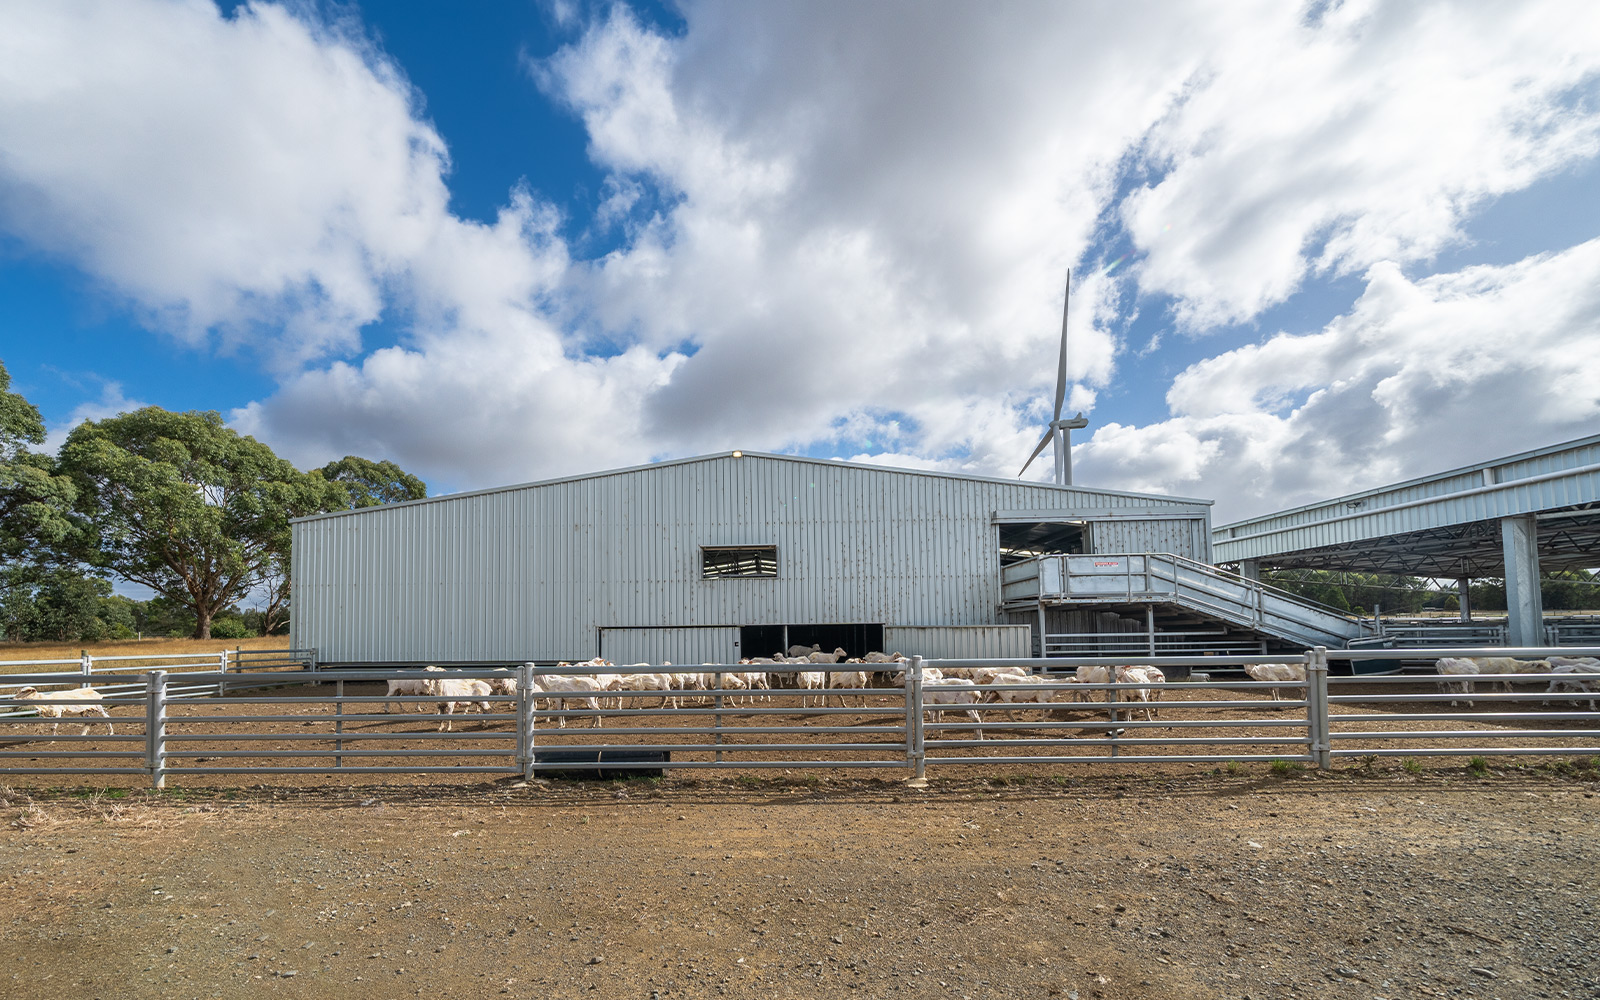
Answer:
[1018, 270, 1088, 486]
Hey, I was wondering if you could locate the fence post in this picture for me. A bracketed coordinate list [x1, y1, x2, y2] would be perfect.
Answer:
[1307, 646, 1331, 770]
[146, 670, 168, 790]
[518, 662, 537, 780]
[908, 655, 926, 782]
[714, 670, 725, 763]
[81, 649, 92, 683]
[334, 678, 345, 770]
[516, 662, 534, 779]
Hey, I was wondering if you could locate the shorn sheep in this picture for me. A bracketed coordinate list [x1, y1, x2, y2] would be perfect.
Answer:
[422, 677, 493, 732]
[1243, 662, 1307, 701]
[1434, 657, 1479, 707]
[13, 686, 114, 736]
[387, 665, 445, 713]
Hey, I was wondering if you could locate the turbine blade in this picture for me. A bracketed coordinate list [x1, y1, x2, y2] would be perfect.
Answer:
[1053, 269, 1071, 420]
[1018, 427, 1053, 478]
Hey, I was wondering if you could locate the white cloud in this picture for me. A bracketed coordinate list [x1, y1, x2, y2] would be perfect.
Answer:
[0, 0, 452, 369]
[2, 0, 1599, 511]
[1076, 239, 1600, 520]
[1123, 0, 1600, 330]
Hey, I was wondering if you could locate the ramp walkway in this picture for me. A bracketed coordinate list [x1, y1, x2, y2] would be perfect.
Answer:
[1002, 553, 1375, 650]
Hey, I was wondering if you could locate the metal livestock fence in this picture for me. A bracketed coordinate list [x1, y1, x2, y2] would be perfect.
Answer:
[0, 648, 1594, 787]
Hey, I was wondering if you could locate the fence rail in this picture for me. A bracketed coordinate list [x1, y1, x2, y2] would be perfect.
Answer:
[0, 647, 1595, 786]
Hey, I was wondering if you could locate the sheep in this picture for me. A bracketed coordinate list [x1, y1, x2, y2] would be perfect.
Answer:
[979, 671, 1063, 719]
[617, 670, 676, 709]
[386, 664, 445, 713]
[787, 643, 822, 658]
[424, 677, 493, 732]
[1545, 664, 1600, 711]
[826, 669, 871, 707]
[795, 670, 826, 707]
[1243, 662, 1307, 701]
[1469, 656, 1554, 692]
[923, 677, 984, 738]
[1071, 665, 1114, 702]
[863, 651, 905, 664]
[532, 674, 606, 728]
[807, 647, 850, 664]
[1114, 666, 1164, 723]
[12, 686, 114, 736]
[1434, 657, 1478, 707]
[970, 665, 1028, 685]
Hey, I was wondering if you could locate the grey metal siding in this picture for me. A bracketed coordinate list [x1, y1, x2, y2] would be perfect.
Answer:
[882, 626, 1032, 659]
[598, 627, 741, 665]
[293, 454, 1214, 663]
[1088, 516, 1212, 561]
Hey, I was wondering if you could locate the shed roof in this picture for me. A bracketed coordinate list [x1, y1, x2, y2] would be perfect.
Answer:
[294, 450, 1213, 525]
[1212, 433, 1600, 576]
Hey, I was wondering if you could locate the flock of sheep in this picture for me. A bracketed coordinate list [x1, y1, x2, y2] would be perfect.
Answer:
[383, 644, 1205, 734]
[1433, 655, 1600, 707]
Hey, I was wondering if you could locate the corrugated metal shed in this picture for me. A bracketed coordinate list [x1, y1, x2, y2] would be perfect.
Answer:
[1212, 434, 1600, 575]
[598, 627, 741, 666]
[882, 626, 1032, 660]
[292, 452, 1212, 663]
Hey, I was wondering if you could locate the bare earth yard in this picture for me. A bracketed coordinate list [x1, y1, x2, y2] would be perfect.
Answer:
[1, 762, 1596, 1000]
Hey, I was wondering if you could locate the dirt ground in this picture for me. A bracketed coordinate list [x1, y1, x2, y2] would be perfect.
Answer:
[1, 760, 1597, 1000]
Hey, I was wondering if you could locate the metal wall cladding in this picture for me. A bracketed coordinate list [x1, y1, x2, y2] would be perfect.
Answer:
[1091, 517, 1213, 563]
[597, 627, 740, 666]
[882, 626, 1032, 660]
[292, 453, 1210, 663]
[1214, 435, 1600, 563]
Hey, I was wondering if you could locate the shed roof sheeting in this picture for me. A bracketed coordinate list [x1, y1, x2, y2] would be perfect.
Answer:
[1213, 434, 1600, 567]
[291, 452, 1212, 664]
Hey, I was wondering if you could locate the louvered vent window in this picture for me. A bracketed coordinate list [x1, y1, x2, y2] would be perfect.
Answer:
[702, 545, 778, 579]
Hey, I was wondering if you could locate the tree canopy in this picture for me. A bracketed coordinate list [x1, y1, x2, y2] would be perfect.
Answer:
[58, 407, 346, 638]
[318, 456, 428, 509]
[0, 361, 77, 562]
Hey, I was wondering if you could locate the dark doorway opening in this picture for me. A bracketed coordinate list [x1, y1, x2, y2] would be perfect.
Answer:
[998, 521, 1087, 565]
[739, 623, 886, 660]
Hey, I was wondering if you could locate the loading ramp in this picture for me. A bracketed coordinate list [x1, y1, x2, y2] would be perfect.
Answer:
[1002, 552, 1377, 652]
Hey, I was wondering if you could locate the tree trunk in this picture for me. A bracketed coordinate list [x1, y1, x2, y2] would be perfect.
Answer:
[193, 608, 212, 640]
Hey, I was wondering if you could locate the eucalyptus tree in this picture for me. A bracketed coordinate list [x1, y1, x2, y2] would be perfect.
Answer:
[59, 407, 345, 639]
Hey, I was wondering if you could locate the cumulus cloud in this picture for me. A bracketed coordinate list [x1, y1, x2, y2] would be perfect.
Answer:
[1123, 0, 1600, 330]
[1076, 239, 1600, 520]
[0, 0, 454, 369]
[3, 0, 1600, 511]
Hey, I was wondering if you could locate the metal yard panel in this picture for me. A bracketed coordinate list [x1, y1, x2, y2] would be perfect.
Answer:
[293, 452, 1214, 664]
[882, 626, 1032, 660]
[598, 627, 741, 666]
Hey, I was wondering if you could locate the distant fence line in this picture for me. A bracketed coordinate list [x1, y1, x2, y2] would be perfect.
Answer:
[0, 647, 1595, 788]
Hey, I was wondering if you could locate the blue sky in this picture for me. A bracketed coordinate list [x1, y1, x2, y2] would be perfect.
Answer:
[2, 0, 1599, 523]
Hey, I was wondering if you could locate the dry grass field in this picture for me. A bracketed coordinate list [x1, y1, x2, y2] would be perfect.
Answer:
[0, 635, 291, 674]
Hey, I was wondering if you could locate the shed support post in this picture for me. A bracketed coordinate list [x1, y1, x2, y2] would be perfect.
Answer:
[1146, 606, 1156, 657]
[1239, 559, 1260, 582]
[1501, 515, 1543, 647]
[1307, 647, 1331, 770]
[146, 670, 168, 790]
[1457, 578, 1472, 622]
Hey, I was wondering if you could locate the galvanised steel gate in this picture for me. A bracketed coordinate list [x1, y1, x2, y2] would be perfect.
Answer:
[0, 649, 1596, 787]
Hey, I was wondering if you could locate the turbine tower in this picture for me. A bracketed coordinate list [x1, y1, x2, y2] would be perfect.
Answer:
[1018, 270, 1088, 486]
